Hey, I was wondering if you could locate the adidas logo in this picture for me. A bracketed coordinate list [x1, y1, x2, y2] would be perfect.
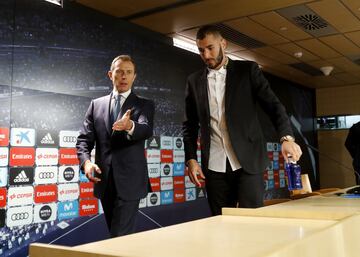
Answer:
[149, 138, 158, 147]
[14, 170, 30, 183]
[40, 133, 55, 144]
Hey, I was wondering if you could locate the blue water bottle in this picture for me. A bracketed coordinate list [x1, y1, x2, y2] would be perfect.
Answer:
[285, 159, 302, 190]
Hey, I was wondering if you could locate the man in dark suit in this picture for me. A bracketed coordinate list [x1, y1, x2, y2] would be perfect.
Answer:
[76, 55, 154, 237]
[345, 121, 360, 184]
[183, 25, 302, 216]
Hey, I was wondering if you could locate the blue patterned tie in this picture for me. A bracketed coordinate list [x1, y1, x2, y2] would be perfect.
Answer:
[111, 95, 121, 124]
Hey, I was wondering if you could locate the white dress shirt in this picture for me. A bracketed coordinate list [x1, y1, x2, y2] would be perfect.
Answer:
[207, 66, 241, 172]
[112, 89, 135, 135]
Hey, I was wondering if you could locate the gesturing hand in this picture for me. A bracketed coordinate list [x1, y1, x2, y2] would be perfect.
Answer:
[112, 109, 133, 131]
[83, 160, 102, 183]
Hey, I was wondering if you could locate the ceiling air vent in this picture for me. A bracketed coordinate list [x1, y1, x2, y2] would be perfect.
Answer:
[351, 58, 360, 66]
[277, 5, 337, 37]
[213, 23, 266, 49]
[293, 14, 328, 31]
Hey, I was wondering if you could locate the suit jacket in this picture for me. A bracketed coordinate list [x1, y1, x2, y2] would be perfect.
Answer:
[345, 122, 360, 171]
[76, 91, 154, 200]
[183, 60, 293, 175]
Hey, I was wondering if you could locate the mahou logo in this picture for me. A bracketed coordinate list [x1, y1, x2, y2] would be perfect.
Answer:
[161, 163, 173, 177]
[173, 137, 184, 150]
[34, 203, 57, 223]
[58, 166, 79, 183]
[59, 148, 79, 165]
[0, 128, 9, 146]
[79, 199, 98, 216]
[147, 192, 160, 206]
[9, 148, 35, 167]
[8, 186, 34, 207]
[80, 182, 94, 199]
[34, 184, 57, 203]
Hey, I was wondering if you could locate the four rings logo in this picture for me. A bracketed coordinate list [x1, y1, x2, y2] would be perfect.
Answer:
[35, 167, 57, 184]
[62, 136, 77, 143]
[6, 206, 33, 227]
[39, 172, 55, 179]
[59, 131, 79, 147]
[11, 212, 29, 221]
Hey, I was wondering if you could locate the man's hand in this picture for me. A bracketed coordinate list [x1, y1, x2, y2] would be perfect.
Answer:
[281, 141, 302, 162]
[112, 109, 133, 131]
[83, 160, 102, 183]
[187, 159, 205, 187]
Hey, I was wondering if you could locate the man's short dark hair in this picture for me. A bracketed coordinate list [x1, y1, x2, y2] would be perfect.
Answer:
[110, 55, 136, 73]
[196, 25, 223, 40]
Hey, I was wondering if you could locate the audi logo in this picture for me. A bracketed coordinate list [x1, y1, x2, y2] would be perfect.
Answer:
[11, 212, 29, 221]
[62, 136, 77, 143]
[39, 172, 55, 179]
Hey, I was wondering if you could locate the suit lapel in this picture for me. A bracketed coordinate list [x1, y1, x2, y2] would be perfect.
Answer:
[225, 59, 236, 112]
[104, 93, 112, 135]
[198, 69, 210, 123]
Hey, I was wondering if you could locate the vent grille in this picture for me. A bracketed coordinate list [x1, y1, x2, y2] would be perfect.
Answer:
[277, 5, 338, 37]
[289, 63, 323, 76]
[213, 23, 266, 49]
[292, 14, 328, 31]
[352, 58, 360, 66]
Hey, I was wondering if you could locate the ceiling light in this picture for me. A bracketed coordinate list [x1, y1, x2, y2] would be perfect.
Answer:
[44, 0, 62, 7]
[294, 52, 303, 58]
[320, 66, 334, 76]
[172, 36, 199, 54]
[172, 36, 245, 61]
[227, 53, 246, 61]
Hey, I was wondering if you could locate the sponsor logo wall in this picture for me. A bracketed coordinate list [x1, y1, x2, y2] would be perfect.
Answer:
[141, 136, 204, 208]
[0, 127, 96, 229]
[265, 142, 287, 191]
[0, 128, 285, 229]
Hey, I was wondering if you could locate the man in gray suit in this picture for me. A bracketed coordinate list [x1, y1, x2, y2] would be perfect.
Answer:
[76, 55, 154, 237]
[183, 25, 302, 215]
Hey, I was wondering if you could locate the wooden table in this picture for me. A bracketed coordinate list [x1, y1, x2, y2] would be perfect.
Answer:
[30, 191, 360, 257]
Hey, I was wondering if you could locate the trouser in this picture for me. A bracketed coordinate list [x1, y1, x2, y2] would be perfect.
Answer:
[205, 160, 264, 216]
[100, 170, 140, 237]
